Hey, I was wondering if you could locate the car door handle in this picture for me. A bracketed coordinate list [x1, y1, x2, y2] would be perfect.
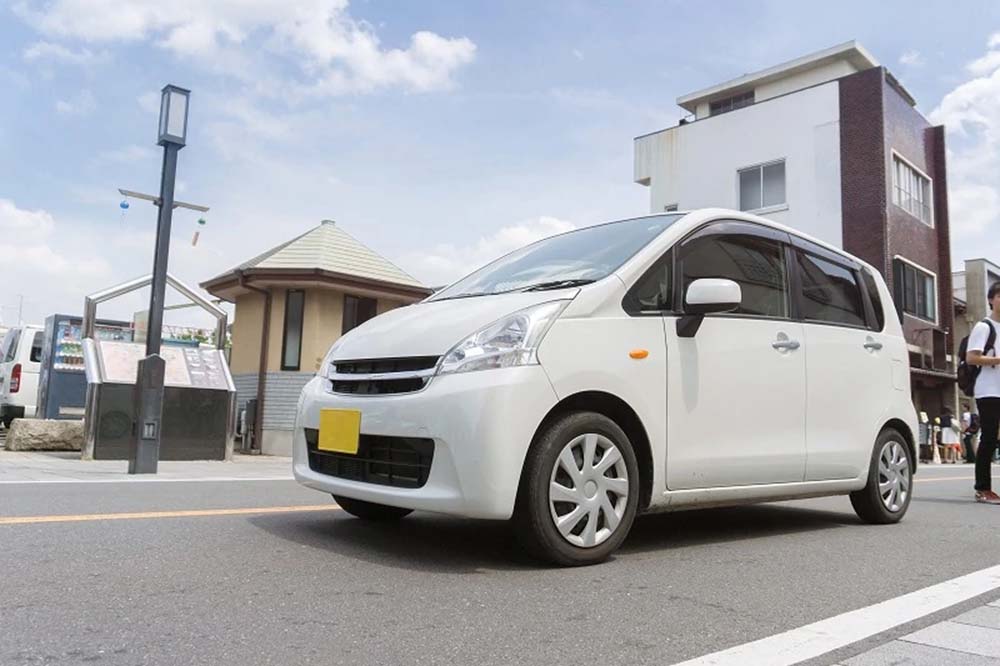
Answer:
[772, 340, 801, 351]
[864, 340, 883, 351]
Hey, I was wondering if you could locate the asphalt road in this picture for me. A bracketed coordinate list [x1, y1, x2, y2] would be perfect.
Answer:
[2, 464, 999, 665]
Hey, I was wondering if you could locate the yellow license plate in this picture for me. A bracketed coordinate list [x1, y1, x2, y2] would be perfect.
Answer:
[318, 409, 361, 454]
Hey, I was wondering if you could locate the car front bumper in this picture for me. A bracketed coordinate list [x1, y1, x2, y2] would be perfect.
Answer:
[292, 366, 559, 520]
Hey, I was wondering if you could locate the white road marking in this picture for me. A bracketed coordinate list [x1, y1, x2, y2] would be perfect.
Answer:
[0, 475, 294, 485]
[671, 564, 1000, 666]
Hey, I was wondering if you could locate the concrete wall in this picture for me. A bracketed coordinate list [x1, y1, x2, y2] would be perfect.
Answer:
[634, 80, 844, 247]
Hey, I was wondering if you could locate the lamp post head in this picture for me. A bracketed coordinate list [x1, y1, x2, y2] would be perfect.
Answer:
[158, 84, 190, 147]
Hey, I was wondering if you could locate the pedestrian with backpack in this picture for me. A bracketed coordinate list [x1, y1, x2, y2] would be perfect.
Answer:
[962, 282, 1000, 504]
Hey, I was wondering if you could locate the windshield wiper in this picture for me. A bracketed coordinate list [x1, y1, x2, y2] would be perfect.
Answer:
[521, 278, 596, 292]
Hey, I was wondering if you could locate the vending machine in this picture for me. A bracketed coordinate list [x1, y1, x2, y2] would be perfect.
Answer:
[36, 314, 133, 420]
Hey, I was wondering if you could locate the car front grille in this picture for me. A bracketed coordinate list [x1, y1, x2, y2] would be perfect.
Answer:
[304, 429, 434, 489]
[326, 356, 439, 395]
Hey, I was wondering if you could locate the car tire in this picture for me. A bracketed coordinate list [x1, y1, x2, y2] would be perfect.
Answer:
[850, 428, 913, 524]
[513, 411, 640, 567]
[333, 495, 413, 521]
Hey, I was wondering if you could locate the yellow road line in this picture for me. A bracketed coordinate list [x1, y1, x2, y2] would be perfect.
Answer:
[0, 504, 340, 526]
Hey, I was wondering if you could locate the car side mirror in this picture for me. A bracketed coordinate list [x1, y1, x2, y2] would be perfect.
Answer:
[677, 278, 742, 338]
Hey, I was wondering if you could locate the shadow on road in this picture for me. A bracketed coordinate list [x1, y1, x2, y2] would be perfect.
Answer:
[250, 501, 859, 573]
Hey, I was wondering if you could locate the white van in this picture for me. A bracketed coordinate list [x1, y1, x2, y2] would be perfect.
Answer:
[293, 209, 918, 565]
[0, 325, 44, 428]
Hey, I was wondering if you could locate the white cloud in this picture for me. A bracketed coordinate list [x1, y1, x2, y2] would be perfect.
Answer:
[572, 49, 584, 61]
[404, 216, 576, 286]
[930, 33, 1000, 242]
[96, 144, 158, 164]
[0, 198, 55, 234]
[23, 40, 107, 66]
[15, 0, 476, 95]
[0, 198, 109, 278]
[899, 49, 924, 67]
[55, 89, 96, 115]
[137, 91, 161, 113]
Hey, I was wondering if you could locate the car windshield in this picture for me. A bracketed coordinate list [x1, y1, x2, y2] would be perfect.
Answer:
[431, 214, 683, 300]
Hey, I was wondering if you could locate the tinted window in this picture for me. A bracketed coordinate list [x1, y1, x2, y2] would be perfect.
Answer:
[680, 234, 788, 318]
[796, 252, 866, 327]
[862, 269, 886, 331]
[624, 250, 673, 313]
[343, 295, 377, 334]
[2, 329, 19, 362]
[432, 215, 683, 300]
[30, 331, 43, 363]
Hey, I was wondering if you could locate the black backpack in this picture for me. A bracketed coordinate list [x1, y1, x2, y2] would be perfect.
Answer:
[957, 319, 997, 397]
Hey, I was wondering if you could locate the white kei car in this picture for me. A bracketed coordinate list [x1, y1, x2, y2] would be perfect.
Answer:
[293, 208, 918, 566]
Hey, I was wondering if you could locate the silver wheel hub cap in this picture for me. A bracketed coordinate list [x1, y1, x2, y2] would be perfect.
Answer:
[879, 440, 911, 513]
[548, 433, 629, 548]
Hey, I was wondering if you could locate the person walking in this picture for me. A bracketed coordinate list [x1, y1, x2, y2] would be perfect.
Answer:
[966, 282, 1000, 503]
[939, 410, 961, 463]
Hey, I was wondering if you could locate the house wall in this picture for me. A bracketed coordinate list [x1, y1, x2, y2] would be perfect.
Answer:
[634, 80, 844, 247]
[229, 285, 413, 455]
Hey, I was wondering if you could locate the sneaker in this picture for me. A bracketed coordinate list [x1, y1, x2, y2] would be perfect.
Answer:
[975, 490, 1000, 504]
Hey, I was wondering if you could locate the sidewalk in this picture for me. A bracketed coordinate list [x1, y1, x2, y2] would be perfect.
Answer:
[0, 450, 294, 483]
[837, 599, 1000, 665]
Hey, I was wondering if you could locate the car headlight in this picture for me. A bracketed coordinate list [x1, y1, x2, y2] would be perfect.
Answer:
[437, 300, 569, 376]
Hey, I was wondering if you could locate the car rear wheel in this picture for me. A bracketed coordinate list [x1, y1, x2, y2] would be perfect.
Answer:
[513, 411, 640, 566]
[850, 428, 912, 524]
[333, 495, 413, 521]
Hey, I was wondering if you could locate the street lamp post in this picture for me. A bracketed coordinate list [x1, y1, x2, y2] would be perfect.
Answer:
[128, 84, 191, 475]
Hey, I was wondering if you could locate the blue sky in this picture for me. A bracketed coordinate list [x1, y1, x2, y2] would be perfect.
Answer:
[2, 0, 999, 326]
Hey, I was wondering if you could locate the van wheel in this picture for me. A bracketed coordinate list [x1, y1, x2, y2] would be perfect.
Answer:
[850, 429, 912, 524]
[333, 495, 413, 521]
[513, 412, 640, 566]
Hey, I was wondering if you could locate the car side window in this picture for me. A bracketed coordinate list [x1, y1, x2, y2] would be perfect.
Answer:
[680, 233, 788, 318]
[623, 249, 673, 314]
[861, 269, 886, 332]
[795, 251, 867, 328]
[2, 330, 19, 362]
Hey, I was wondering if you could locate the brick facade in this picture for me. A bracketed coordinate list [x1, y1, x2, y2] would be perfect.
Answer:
[838, 66, 954, 413]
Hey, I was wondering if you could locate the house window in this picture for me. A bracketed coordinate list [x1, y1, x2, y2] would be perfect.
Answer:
[281, 290, 305, 371]
[892, 154, 933, 225]
[739, 160, 786, 212]
[343, 294, 378, 334]
[664, 203, 679, 212]
[709, 91, 754, 116]
[892, 259, 936, 322]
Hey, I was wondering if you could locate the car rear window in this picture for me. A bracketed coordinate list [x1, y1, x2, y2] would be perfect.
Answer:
[30, 331, 44, 363]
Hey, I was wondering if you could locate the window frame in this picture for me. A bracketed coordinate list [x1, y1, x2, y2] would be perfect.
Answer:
[674, 220, 793, 322]
[892, 256, 938, 325]
[737, 158, 787, 214]
[890, 150, 934, 227]
[709, 90, 755, 116]
[280, 289, 306, 371]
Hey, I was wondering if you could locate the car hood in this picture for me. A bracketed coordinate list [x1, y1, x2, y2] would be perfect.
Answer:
[330, 290, 578, 361]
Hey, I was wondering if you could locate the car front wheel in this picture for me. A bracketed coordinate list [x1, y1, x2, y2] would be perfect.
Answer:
[513, 411, 640, 566]
[850, 428, 913, 524]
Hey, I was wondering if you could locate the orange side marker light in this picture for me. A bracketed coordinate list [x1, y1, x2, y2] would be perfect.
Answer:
[629, 349, 649, 360]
